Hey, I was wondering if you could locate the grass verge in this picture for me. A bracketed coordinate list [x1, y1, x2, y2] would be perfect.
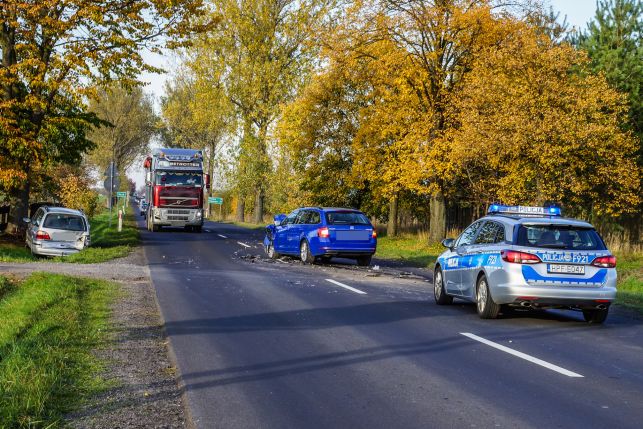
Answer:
[0, 273, 116, 427]
[0, 204, 139, 264]
[614, 252, 643, 311]
[375, 235, 443, 268]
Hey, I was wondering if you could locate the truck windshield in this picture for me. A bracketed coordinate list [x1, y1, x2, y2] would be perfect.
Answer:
[515, 225, 607, 250]
[156, 172, 202, 186]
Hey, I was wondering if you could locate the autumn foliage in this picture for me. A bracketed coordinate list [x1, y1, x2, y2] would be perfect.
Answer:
[277, 0, 640, 233]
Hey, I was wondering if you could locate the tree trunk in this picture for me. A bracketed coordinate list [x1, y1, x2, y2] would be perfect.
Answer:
[387, 194, 399, 237]
[236, 196, 245, 222]
[429, 193, 447, 243]
[253, 187, 264, 224]
[7, 177, 31, 234]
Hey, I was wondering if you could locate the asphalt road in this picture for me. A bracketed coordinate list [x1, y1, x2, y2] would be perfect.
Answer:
[137, 213, 643, 429]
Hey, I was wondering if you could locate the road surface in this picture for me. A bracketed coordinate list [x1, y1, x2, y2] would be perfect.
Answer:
[138, 214, 643, 428]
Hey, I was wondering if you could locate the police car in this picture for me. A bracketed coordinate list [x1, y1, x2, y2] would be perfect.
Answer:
[434, 205, 617, 323]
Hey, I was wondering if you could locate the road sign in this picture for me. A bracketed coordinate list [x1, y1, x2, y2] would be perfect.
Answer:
[117, 192, 127, 197]
[209, 197, 223, 205]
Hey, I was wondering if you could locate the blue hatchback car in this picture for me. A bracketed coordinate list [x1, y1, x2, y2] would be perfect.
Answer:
[264, 207, 377, 266]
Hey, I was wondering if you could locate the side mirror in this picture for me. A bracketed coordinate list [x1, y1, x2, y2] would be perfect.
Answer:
[274, 214, 286, 226]
[145, 171, 152, 185]
[204, 174, 211, 190]
[441, 238, 455, 249]
[22, 217, 31, 224]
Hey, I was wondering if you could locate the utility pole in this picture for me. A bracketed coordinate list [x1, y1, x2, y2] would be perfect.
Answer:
[109, 160, 114, 227]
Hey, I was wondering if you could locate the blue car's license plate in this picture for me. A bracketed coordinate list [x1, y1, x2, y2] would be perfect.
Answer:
[336, 230, 370, 241]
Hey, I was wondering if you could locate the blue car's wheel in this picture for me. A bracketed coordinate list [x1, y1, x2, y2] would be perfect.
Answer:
[266, 241, 279, 259]
[300, 240, 314, 264]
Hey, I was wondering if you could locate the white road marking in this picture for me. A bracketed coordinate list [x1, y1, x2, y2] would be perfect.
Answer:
[237, 241, 251, 248]
[460, 333, 583, 378]
[325, 279, 367, 295]
[217, 234, 228, 239]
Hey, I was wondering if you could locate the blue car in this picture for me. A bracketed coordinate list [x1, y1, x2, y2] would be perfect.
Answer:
[264, 207, 377, 266]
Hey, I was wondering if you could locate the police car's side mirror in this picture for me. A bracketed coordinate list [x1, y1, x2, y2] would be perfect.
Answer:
[441, 238, 455, 249]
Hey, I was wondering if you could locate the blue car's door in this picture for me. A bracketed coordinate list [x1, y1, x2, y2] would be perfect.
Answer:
[286, 211, 307, 252]
[275, 210, 299, 253]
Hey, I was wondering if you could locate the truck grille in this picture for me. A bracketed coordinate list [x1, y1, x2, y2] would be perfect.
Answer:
[168, 216, 189, 221]
[167, 209, 191, 215]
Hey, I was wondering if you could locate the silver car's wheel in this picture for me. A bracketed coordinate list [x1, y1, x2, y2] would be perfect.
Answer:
[434, 268, 453, 305]
[476, 275, 500, 319]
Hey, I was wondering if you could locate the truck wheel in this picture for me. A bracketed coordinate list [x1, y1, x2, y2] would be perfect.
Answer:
[476, 275, 500, 319]
[300, 240, 314, 264]
[433, 267, 453, 305]
[194, 226, 202, 233]
[152, 223, 160, 232]
[582, 308, 609, 324]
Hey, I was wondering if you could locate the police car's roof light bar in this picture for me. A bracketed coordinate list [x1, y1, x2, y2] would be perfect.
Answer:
[487, 204, 561, 216]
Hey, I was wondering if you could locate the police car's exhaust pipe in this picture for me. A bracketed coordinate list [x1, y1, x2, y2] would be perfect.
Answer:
[596, 304, 607, 310]
[520, 301, 533, 308]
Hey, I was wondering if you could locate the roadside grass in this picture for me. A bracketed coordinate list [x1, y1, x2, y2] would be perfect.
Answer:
[0, 273, 116, 427]
[614, 252, 643, 311]
[59, 206, 139, 263]
[0, 204, 139, 264]
[375, 234, 443, 268]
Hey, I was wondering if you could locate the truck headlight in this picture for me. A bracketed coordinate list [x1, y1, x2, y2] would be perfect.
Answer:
[196, 211, 202, 217]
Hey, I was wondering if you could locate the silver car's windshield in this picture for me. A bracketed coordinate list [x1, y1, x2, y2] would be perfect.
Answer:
[43, 214, 86, 231]
[516, 225, 606, 250]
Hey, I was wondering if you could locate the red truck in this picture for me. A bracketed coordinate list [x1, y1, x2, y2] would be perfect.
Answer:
[143, 148, 210, 232]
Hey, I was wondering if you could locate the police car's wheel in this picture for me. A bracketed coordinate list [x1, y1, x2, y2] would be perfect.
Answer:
[476, 275, 500, 319]
[266, 242, 279, 259]
[582, 308, 609, 324]
[434, 268, 453, 305]
[300, 240, 314, 264]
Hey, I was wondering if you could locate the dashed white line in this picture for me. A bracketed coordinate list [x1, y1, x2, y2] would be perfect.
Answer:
[460, 333, 583, 378]
[217, 234, 228, 239]
[325, 279, 367, 295]
[237, 241, 251, 248]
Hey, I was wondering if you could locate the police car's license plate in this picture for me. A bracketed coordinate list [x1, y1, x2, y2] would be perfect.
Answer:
[547, 264, 585, 275]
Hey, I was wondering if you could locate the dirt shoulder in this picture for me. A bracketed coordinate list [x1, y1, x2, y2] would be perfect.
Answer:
[0, 247, 189, 428]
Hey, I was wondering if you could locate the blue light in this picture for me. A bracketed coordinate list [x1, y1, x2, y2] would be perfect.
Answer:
[487, 204, 562, 216]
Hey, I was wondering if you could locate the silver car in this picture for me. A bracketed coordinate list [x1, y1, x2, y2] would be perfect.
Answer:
[24, 206, 90, 257]
[434, 205, 617, 323]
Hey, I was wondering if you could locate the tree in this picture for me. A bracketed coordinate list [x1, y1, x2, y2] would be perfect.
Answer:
[189, 0, 335, 223]
[450, 25, 640, 217]
[579, 0, 642, 144]
[88, 85, 157, 174]
[0, 0, 209, 230]
[162, 65, 232, 200]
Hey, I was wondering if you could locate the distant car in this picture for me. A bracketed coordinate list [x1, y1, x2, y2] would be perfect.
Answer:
[140, 200, 148, 216]
[434, 204, 617, 323]
[264, 207, 377, 266]
[24, 206, 90, 257]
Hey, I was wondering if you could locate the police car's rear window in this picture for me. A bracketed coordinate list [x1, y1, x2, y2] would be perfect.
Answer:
[515, 225, 606, 250]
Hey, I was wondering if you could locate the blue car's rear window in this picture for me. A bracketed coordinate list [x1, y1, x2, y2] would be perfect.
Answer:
[515, 225, 606, 250]
[325, 212, 370, 225]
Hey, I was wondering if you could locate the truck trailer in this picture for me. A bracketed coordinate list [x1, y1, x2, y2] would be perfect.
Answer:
[143, 148, 210, 232]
